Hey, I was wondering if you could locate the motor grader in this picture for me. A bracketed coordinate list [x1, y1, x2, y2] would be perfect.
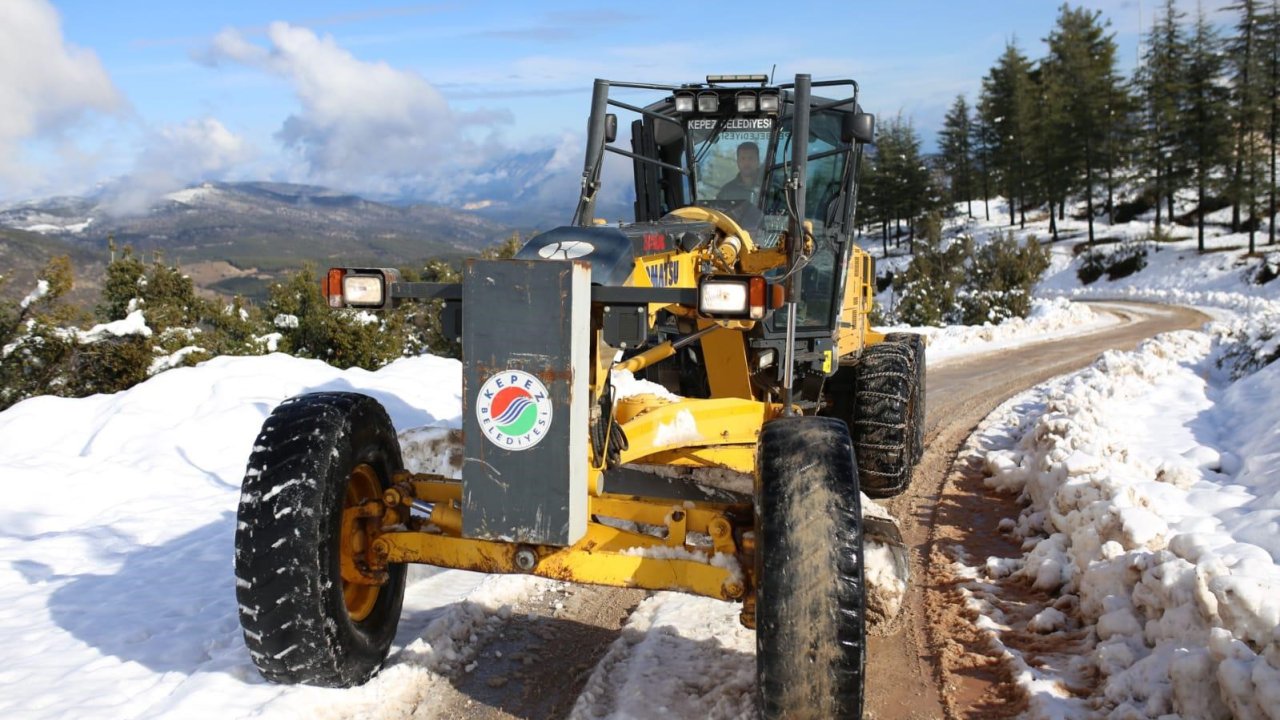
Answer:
[234, 73, 924, 719]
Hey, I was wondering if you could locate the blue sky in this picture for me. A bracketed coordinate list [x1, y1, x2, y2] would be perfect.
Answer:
[0, 0, 1234, 205]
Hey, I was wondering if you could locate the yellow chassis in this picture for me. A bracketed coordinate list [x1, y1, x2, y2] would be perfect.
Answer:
[340, 207, 881, 627]
[345, 393, 778, 625]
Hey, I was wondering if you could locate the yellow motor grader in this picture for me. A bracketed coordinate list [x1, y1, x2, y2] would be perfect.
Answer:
[234, 73, 924, 718]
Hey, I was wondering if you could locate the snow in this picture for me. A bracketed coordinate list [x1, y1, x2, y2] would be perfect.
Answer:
[165, 185, 216, 205]
[892, 296, 1121, 366]
[20, 218, 92, 234]
[77, 309, 153, 342]
[19, 279, 49, 310]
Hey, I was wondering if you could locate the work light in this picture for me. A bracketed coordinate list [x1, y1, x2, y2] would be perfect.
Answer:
[736, 93, 757, 113]
[698, 275, 770, 320]
[343, 275, 385, 306]
[697, 92, 719, 113]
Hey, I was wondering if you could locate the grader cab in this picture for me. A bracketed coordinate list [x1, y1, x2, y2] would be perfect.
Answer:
[234, 73, 925, 718]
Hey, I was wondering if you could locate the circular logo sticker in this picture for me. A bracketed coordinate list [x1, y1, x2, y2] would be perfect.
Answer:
[537, 240, 595, 260]
[475, 370, 554, 451]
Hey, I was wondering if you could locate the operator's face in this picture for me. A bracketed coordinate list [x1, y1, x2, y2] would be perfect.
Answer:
[737, 146, 760, 182]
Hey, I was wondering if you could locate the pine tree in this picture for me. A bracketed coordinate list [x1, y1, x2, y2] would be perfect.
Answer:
[1139, 0, 1190, 239]
[1185, 6, 1232, 252]
[979, 41, 1035, 228]
[1041, 5, 1123, 245]
[970, 111, 994, 220]
[860, 116, 937, 254]
[1228, 0, 1269, 250]
[939, 95, 975, 218]
[1262, 0, 1280, 244]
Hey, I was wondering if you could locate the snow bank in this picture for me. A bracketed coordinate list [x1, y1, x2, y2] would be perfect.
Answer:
[955, 316, 1280, 718]
[569, 593, 757, 719]
[883, 297, 1117, 366]
[0, 353, 468, 719]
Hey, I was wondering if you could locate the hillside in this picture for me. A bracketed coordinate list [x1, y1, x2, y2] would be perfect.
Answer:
[0, 182, 520, 300]
[0, 226, 107, 307]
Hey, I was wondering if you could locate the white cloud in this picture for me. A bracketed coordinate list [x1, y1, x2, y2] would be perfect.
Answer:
[0, 0, 123, 194]
[205, 22, 508, 196]
[106, 118, 254, 216]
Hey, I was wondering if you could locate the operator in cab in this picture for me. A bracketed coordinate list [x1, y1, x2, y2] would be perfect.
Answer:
[717, 141, 761, 202]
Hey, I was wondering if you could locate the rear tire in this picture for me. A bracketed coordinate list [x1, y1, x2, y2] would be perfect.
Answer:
[885, 332, 926, 464]
[235, 392, 407, 687]
[852, 341, 918, 497]
[756, 416, 865, 719]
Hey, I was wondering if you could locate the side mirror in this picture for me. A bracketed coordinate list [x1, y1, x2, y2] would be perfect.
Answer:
[842, 112, 875, 145]
[605, 113, 618, 144]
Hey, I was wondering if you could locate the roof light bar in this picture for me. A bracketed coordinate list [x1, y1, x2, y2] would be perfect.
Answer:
[706, 74, 769, 85]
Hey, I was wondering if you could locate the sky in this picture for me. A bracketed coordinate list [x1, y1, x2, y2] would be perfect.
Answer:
[0, 0, 1236, 207]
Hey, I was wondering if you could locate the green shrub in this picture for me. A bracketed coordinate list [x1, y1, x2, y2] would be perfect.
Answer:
[1106, 242, 1148, 280]
[1, 257, 83, 410]
[1254, 253, 1279, 285]
[893, 214, 968, 326]
[891, 216, 1049, 327]
[64, 335, 154, 397]
[959, 234, 1049, 324]
[1077, 250, 1107, 284]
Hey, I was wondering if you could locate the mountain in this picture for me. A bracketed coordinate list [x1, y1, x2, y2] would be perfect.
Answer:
[0, 181, 517, 266]
[0, 181, 525, 301]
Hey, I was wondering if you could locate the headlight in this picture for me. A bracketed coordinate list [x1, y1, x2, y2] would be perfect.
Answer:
[736, 93, 757, 113]
[698, 275, 770, 320]
[343, 275, 385, 306]
[759, 93, 780, 113]
[674, 93, 695, 113]
[700, 280, 748, 314]
[697, 92, 719, 113]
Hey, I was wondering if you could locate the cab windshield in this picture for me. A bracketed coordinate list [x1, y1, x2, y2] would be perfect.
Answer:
[688, 111, 850, 330]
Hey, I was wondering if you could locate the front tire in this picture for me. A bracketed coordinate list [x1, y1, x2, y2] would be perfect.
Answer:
[756, 416, 865, 719]
[235, 392, 407, 687]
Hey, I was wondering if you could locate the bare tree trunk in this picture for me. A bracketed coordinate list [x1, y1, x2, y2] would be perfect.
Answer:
[1155, 161, 1163, 238]
[1107, 165, 1115, 225]
[1086, 135, 1096, 244]
[1272, 10, 1278, 245]
[1008, 179, 1016, 227]
[1198, 160, 1207, 253]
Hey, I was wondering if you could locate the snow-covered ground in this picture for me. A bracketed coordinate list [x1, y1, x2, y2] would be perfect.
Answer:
[896, 296, 1119, 366]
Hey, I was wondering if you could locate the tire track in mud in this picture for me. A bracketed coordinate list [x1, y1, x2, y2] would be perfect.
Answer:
[865, 301, 1208, 720]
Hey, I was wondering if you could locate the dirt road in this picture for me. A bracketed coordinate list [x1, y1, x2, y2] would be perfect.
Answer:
[865, 301, 1209, 719]
[417, 301, 1209, 720]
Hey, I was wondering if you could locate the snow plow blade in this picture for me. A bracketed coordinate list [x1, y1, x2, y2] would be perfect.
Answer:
[862, 496, 910, 629]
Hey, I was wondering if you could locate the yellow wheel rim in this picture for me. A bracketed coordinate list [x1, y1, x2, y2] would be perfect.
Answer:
[342, 463, 382, 622]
